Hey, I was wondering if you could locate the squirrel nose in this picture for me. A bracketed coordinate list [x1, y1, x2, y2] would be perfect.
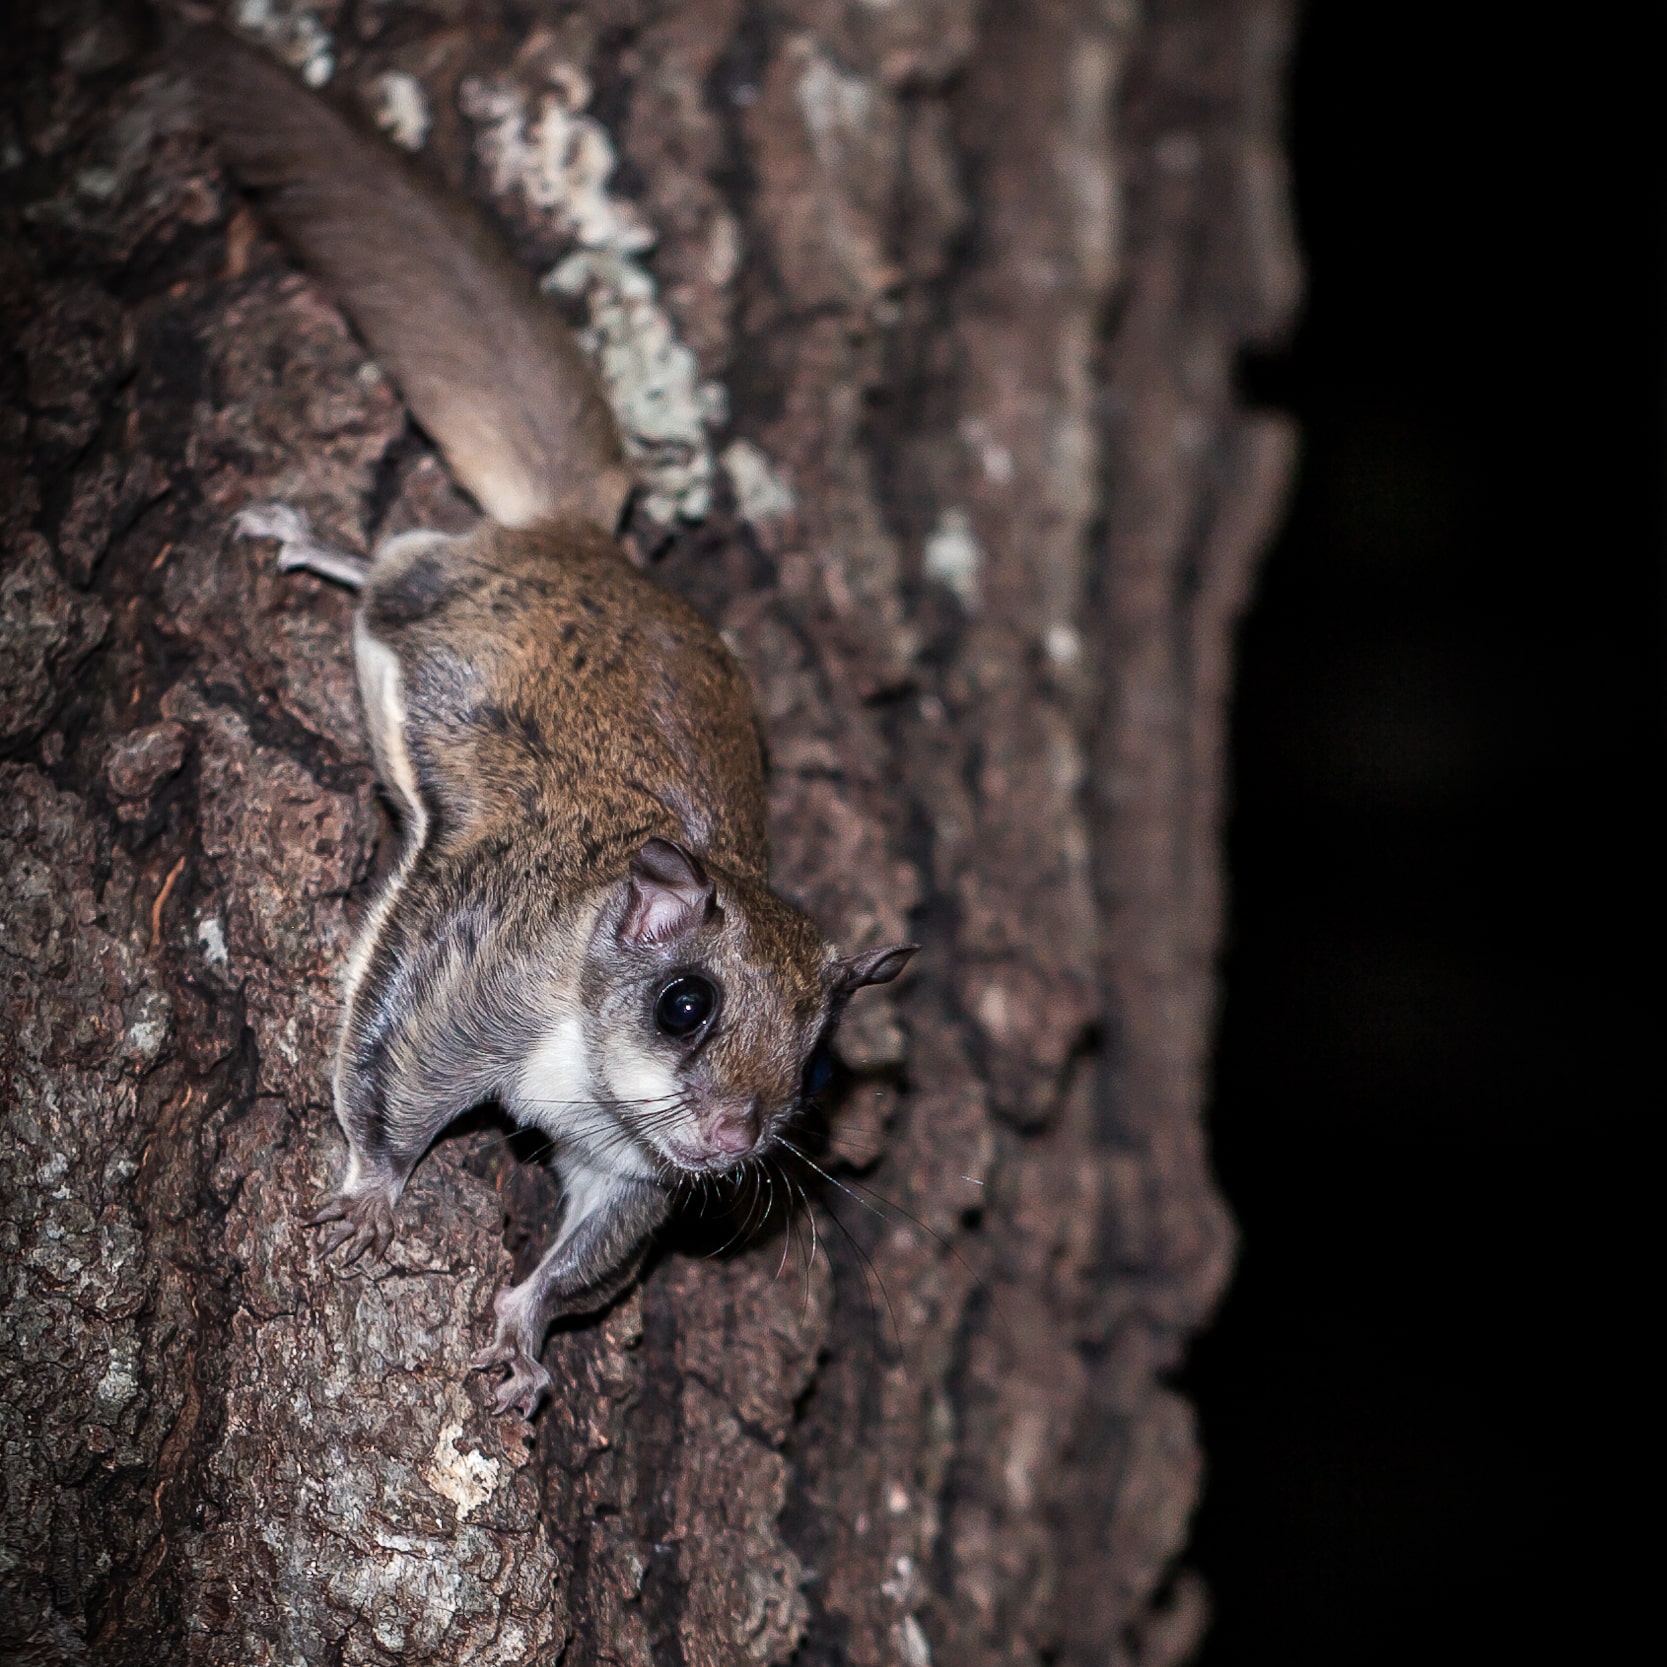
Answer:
[708, 1099, 762, 1156]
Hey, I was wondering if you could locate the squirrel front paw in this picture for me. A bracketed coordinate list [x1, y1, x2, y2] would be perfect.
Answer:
[309, 1187, 397, 1264]
[470, 1288, 553, 1418]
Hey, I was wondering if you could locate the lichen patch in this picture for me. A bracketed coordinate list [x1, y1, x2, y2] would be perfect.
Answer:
[460, 65, 774, 528]
[422, 1417, 503, 1522]
[231, 0, 334, 89]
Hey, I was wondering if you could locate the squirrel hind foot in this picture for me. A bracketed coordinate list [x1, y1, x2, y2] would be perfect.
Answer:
[235, 501, 371, 590]
[309, 1186, 396, 1264]
[470, 1329, 553, 1420]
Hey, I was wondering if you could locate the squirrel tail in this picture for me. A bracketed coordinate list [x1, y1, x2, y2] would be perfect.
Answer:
[182, 27, 631, 534]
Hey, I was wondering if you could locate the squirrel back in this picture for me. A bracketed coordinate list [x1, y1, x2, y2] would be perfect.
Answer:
[183, 27, 631, 534]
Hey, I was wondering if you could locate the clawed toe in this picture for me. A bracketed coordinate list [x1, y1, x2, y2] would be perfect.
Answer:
[328, 1220, 375, 1262]
[470, 1337, 515, 1373]
[494, 1373, 549, 1420]
[470, 1311, 551, 1418]
[308, 1189, 395, 1265]
[319, 1218, 356, 1256]
[477, 1354, 551, 1420]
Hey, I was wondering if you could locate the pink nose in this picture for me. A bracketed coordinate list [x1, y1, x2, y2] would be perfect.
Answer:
[706, 1101, 761, 1156]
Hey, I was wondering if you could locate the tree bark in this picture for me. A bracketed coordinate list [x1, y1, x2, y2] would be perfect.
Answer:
[0, 2, 1296, 1663]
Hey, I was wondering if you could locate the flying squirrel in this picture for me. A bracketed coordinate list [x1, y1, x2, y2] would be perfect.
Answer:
[184, 28, 916, 1418]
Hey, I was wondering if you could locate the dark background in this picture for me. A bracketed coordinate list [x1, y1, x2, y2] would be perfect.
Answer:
[1187, 6, 1660, 1662]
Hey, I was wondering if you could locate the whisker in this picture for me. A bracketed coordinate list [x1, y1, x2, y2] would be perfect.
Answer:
[777, 1135, 1002, 1340]
[802, 1176, 820, 1292]
[814, 1178, 903, 1364]
[706, 1169, 758, 1258]
[791, 1173, 819, 1325]
[773, 1168, 795, 1283]
[740, 1166, 765, 1246]
[724, 1164, 759, 1250]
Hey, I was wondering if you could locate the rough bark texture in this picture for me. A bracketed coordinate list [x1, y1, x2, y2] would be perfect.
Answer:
[0, 2, 1296, 1663]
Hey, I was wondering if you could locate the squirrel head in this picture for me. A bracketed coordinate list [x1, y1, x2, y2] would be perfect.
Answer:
[575, 838, 916, 1173]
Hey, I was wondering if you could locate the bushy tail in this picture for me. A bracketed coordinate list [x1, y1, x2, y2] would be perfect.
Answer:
[183, 27, 630, 533]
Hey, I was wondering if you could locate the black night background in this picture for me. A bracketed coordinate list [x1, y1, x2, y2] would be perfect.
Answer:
[1189, 7, 1660, 1660]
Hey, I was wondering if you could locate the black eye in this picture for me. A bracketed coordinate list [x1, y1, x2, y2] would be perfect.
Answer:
[802, 1042, 834, 1098]
[655, 975, 718, 1039]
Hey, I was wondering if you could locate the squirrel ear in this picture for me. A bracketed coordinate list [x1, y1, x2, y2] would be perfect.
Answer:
[620, 839, 714, 946]
[834, 943, 919, 993]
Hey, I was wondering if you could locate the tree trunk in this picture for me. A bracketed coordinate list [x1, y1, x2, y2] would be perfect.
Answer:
[0, 2, 1296, 1663]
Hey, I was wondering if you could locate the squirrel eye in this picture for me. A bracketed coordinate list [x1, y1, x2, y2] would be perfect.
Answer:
[655, 975, 718, 1039]
[802, 1042, 834, 1098]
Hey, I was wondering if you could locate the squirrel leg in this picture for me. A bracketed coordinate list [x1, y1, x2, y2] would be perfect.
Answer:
[471, 1167, 669, 1418]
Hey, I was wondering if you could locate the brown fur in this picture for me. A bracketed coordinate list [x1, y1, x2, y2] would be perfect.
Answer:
[187, 27, 915, 1417]
[368, 519, 770, 874]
